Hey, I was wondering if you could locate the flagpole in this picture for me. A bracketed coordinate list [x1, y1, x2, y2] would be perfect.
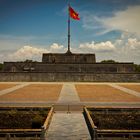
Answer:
[67, 4, 71, 54]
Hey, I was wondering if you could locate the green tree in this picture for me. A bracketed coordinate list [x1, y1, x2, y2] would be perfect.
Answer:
[24, 59, 38, 63]
[24, 59, 33, 62]
[100, 60, 118, 63]
[134, 64, 140, 72]
[0, 63, 3, 71]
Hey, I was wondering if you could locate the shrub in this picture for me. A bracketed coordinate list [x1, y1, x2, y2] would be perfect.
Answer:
[32, 114, 44, 128]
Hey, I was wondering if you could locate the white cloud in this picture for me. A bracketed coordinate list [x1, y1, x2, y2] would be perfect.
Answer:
[7, 45, 49, 61]
[102, 6, 140, 36]
[0, 34, 65, 62]
[79, 41, 115, 52]
[0, 36, 140, 64]
[82, 6, 140, 37]
[114, 39, 123, 46]
[77, 37, 140, 64]
[50, 43, 64, 52]
[0, 43, 64, 62]
[119, 38, 140, 63]
[126, 38, 140, 49]
[82, 14, 103, 30]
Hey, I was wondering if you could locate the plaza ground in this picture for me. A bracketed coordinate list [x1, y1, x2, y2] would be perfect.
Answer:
[0, 82, 140, 139]
[0, 82, 140, 108]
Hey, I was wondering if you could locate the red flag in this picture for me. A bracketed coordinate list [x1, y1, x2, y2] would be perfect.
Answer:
[69, 6, 80, 20]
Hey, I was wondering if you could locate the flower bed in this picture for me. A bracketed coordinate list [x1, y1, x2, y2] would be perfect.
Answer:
[84, 107, 140, 140]
[0, 107, 53, 139]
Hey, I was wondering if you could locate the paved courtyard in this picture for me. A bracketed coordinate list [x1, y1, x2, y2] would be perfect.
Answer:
[75, 84, 140, 102]
[0, 82, 140, 106]
[0, 84, 62, 102]
[0, 82, 140, 139]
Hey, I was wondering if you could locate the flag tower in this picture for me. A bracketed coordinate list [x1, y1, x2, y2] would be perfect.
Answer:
[67, 4, 71, 53]
[67, 4, 80, 54]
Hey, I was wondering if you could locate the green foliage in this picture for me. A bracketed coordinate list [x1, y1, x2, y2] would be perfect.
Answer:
[91, 111, 140, 129]
[134, 64, 140, 72]
[0, 63, 3, 71]
[8, 110, 17, 116]
[24, 59, 38, 63]
[0, 110, 47, 129]
[24, 59, 33, 62]
[100, 60, 118, 63]
[32, 114, 44, 128]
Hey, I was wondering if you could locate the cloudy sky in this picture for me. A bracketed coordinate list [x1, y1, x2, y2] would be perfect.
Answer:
[0, 0, 140, 63]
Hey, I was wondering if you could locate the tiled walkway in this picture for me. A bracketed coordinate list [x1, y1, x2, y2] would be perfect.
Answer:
[58, 83, 80, 103]
[46, 113, 90, 140]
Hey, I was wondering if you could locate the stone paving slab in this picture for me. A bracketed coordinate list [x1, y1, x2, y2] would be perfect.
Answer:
[58, 84, 80, 103]
[109, 83, 140, 98]
[118, 84, 140, 93]
[0, 83, 30, 97]
[46, 113, 90, 140]
[0, 84, 62, 102]
[0, 84, 18, 91]
[75, 84, 140, 102]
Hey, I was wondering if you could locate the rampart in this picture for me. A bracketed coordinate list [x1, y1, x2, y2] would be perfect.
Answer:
[0, 72, 140, 82]
[3, 62, 134, 73]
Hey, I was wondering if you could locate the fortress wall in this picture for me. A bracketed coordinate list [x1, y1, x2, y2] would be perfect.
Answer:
[3, 62, 134, 73]
[0, 72, 140, 82]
